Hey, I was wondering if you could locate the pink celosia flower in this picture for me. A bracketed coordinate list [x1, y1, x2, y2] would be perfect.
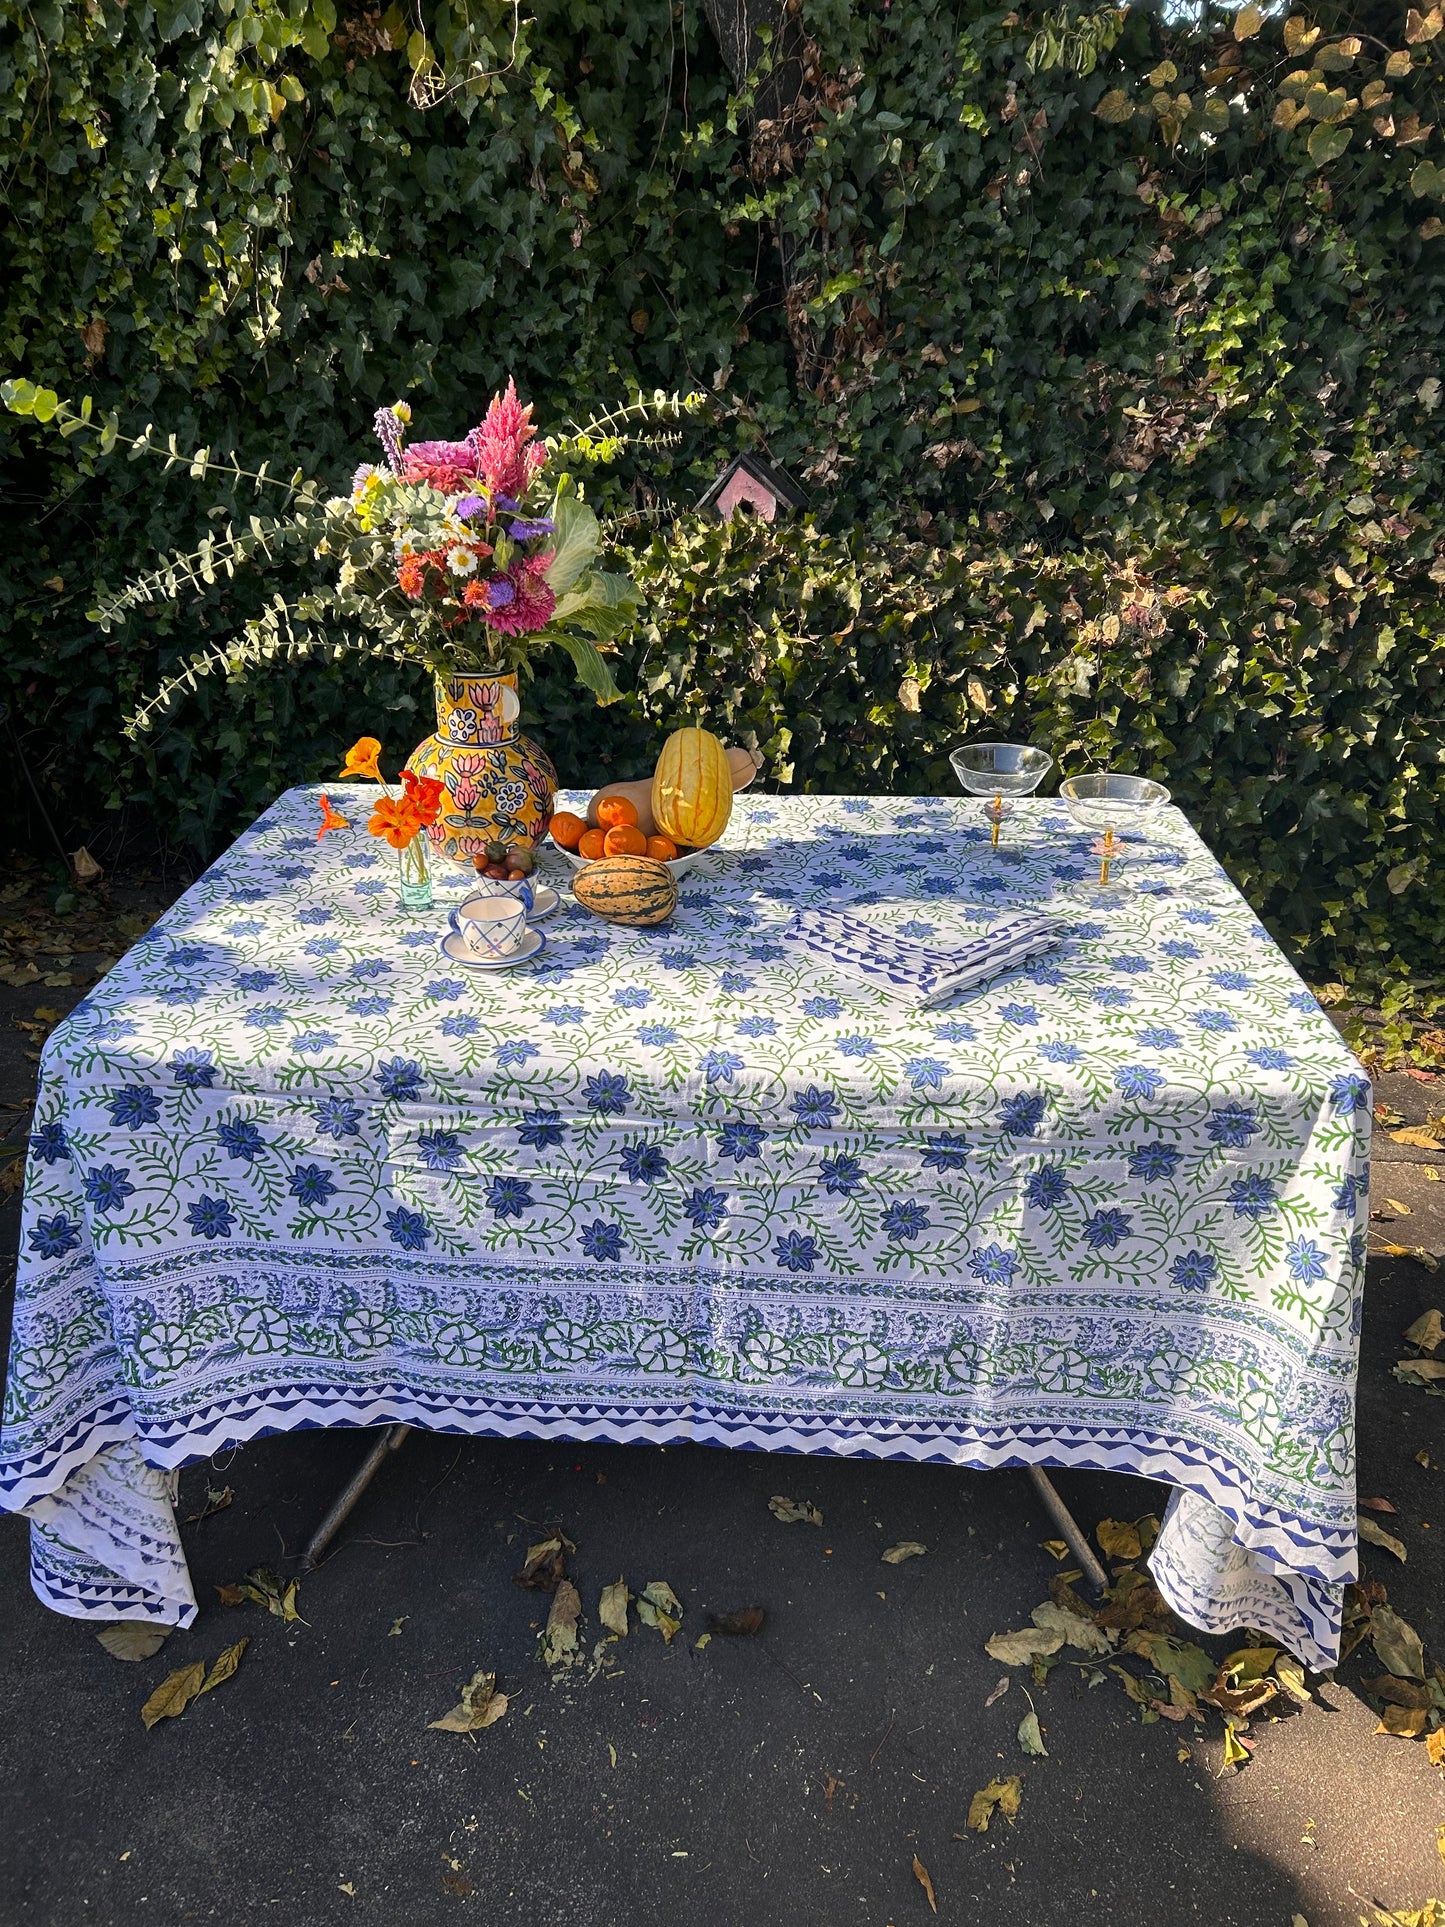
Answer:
[483, 572, 556, 636]
[472, 379, 548, 501]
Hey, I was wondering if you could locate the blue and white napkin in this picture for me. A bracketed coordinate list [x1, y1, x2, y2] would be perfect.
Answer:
[785, 905, 1064, 1010]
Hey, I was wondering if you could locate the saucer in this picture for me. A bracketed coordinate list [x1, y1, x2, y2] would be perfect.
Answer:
[527, 884, 561, 922]
[440, 926, 546, 971]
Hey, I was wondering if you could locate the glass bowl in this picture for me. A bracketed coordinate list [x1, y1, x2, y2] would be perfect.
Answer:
[949, 742, 1055, 798]
[1058, 772, 1171, 835]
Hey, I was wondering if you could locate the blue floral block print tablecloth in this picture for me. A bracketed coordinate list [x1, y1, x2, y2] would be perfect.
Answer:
[1, 787, 1369, 1666]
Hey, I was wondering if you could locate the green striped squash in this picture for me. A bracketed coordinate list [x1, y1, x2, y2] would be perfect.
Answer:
[571, 855, 678, 926]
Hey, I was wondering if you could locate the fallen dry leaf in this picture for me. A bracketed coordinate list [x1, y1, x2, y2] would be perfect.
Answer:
[881, 1542, 927, 1565]
[1359, 1515, 1408, 1562]
[1041, 1538, 1070, 1561]
[141, 1660, 206, 1730]
[1405, 1309, 1445, 1352]
[599, 1577, 631, 1637]
[237, 1566, 303, 1624]
[1031, 1599, 1114, 1656]
[514, 1533, 574, 1592]
[1361, 1674, 1431, 1709]
[965, 1775, 1022, 1832]
[1426, 1727, 1445, 1767]
[769, 1494, 822, 1527]
[198, 1638, 249, 1695]
[984, 1676, 1011, 1707]
[1390, 1127, 1445, 1150]
[1377, 1704, 1428, 1738]
[637, 1580, 683, 1643]
[184, 1484, 233, 1525]
[1371, 1604, 1426, 1679]
[1273, 1657, 1311, 1705]
[912, 1854, 937, 1914]
[541, 1580, 582, 1668]
[1378, 1198, 1414, 1217]
[1017, 1709, 1048, 1756]
[706, 1607, 764, 1636]
[985, 1627, 1064, 1667]
[429, 1669, 509, 1734]
[1096, 1517, 1142, 1562]
[1359, 1496, 1399, 1514]
[96, 1623, 171, 1663]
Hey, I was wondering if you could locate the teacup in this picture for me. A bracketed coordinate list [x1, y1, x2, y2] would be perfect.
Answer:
[450, 893, 529, 961]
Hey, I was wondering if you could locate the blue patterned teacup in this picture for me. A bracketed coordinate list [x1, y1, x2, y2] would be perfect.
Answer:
[450, 893, 529, 960]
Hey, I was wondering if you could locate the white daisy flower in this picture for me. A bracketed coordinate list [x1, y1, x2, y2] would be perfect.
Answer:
[447, 547, 478, 577]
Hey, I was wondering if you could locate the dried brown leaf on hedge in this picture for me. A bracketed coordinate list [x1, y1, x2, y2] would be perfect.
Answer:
[769, 1494, 822, 1527]
[964, 1775, 1022, 1832]
[429, 1669, 509, 1734]
[912, 1855, 937, 1913]
[598, 1577, 631, 1637]
[514, 1533, 574, 1592]
[140, 1661, 206, 1730]
[198, 1638, 249, 1695]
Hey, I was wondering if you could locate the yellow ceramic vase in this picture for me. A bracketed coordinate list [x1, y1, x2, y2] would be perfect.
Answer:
[406, 671, 557, 865]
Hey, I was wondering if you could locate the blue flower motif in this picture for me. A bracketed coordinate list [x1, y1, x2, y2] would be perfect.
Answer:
[440, 1013, 481, 1039]
[104, 1084, 160, 1128]
[580, 1220, 625, 1261]
[904, 1058, 949, 1091]
[613, 987, 652, 1008]
[791, 1085, 840, 1129]
[230, 885, 268, 904]
[701, 1049, 745, 1085]
[425, 979, 467, 1003]
[218, 1118, 265, 1162]
[314, 1097, 362, 1139]
[1211, 970, 1253, 991]
[542, 1004, 586, 1027]
[243, 1004, 287, 1030]
[1288, 990, 1319, 1013]
[811, 870, 845, 890]
[1330, 1074, 1371, 1115]
[584, 1070, 631, 1116]
[1160, 940, 1201, 960]
[289, 1162, 338, 1207]
[399, 931, 435, 948]
[1027, 959, 1065, 986]
[1332, 1175, 1360, 1213]
[496, 1039, 540, 1068]
[30, 1120, 71, 1164]
[684, 1185, 729, 1230]
[633, 1024, 678, 1046]
[186, 1193, 235, 1239]
[236, 969, 279, 992]
[1208, 1103, 1259, 1147]
[1246, 1046, 1294, 1070]
[1350, 1230, 1368, 1271]
[968, 1243, 1017, 1286]
[169, 1049, 217, 1089]
[839, 841, 870, 860]
[736, 1017, 777, 1039]
[914, 837, 947, 853]
[921, 876, 956, 898]
[355, 879, 389, 897]
[999, 1093, 1046, 1137]
[922, 1132, 969, 1172]
[719, 971, 754, 993]
[1069, 921, 1107, 940]
[418, 1129, 466, 1170]
[659, 950, 697, 971]
[303, 937, 341, 957]
[1129, 1141, 1182, 1182]
[386, 1205, 431, 1251]
[1111, 955, 1151, 975]
[621, 1141, 670, 1184]
[486, 1176, 534, 1219]
[1180, 909, 1216, 926]
[1171, 1250, 1217, 1291]
[1194, 1009, 1237, 1033]
[1135, 1026, 1181, 1050]
[160, 983, 207, 1008]
[803, 996, 842, 1020]
[1286, 1236, 1327, 1285]
[834, 1034, 877, 1058]
[227, 919, 264, 936]
[749, 942, 785, 962]
[1082, 1208, 1132, 1249]
[1038, 1041, 1082, 1065]
[27, 1213, 82, 1259]
[517, 1108, 565, 1151]
[1228, 1174, 1277, 1220]
[934, 1020, 977, 1044]
[1000, 1004, 1039, 1027]
[883, 1201, 931, 1243]
[1024, 1165, 1070, 1207]
[292, 1030, 338, 1055]
[818, 1153, 865, 1195]
[349, 994, 393, 1017]
[296, 906, 333, 926]
[377, 1057, 424, 1102]
[1092, 987, 1133, 1008]
[1114, 1064, 1164, 1100]
[348, 957, 389, 981]
[719, 1120, 767, 1161]
[167, 943, 210, 969]
[774, 1231, 820, 1272]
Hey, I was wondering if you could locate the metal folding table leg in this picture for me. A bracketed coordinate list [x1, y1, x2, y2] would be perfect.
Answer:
[298, 1424, 413, 1572]
[1026, 1465, 1110, 1593]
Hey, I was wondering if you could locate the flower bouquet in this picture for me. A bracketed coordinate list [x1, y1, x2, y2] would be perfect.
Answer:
[325, 735, 445, 908]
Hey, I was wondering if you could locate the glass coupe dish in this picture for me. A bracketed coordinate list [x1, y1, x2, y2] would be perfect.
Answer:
[1058, 772, 1171, 885]
[949, 742, 1055, 848]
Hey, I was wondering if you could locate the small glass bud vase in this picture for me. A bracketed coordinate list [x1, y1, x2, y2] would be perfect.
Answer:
[398, 833, 434, 911]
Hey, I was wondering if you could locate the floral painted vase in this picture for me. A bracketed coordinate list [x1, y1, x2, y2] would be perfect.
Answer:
[406, 671, 557, 865]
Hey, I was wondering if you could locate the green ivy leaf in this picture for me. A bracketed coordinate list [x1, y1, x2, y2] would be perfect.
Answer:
[1307, 123, 1353, 165]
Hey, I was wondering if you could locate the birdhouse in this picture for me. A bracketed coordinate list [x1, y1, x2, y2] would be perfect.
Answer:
[697, 452, 808, 523]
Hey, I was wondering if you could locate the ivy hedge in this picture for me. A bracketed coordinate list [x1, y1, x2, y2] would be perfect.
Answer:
[1, 0, 1443, 987]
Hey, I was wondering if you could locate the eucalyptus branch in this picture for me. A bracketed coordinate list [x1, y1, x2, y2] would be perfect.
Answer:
[91, 511, 328, 631]
[552, 389, 707, 460]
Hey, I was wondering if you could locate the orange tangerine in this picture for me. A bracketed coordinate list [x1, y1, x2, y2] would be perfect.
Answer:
[596, 794, 640, 831]
[550, 810, 587, 851]
[646, 834, 679, 862]
[604, 824, 648, 857]
[577, 826, 608, 861]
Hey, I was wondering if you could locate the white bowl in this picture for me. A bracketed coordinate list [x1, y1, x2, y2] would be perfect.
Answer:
[553, 843, 713, 880]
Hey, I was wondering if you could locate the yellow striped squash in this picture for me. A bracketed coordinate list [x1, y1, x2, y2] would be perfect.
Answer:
[651, 727, 733, 850]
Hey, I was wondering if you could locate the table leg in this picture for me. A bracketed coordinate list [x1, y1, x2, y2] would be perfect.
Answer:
[298, 1424, 413, 1573]
[1026, 1466, 1109, 1593]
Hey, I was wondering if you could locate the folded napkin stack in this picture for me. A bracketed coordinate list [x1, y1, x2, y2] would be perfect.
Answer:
[785, 906, 1064, 1011]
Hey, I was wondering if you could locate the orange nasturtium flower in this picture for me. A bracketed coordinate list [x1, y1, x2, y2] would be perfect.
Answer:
[367, 795, 425, 849]
[339, 736, 384, 782]
[316, 793, 349, 841]
[400, 768, 444, 826]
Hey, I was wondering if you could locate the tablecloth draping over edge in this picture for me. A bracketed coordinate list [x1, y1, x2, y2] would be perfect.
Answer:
[0, 788, 1369, 1667]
